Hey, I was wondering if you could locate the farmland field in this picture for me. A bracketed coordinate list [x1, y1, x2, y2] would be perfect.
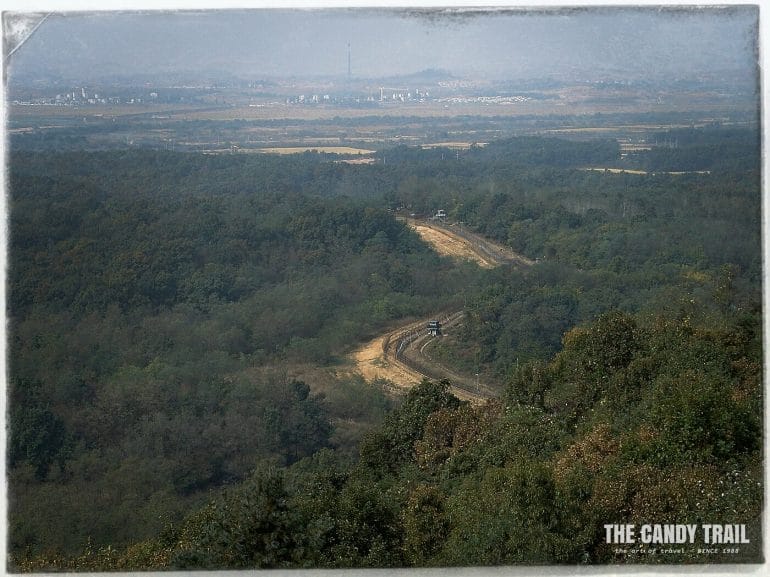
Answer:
[257, 146, 376, 155]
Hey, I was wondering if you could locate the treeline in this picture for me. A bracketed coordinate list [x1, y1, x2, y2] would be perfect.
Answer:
[378, 136, 620, 168]
[628, 127, 760, 173]
[14, 308, 763, 569]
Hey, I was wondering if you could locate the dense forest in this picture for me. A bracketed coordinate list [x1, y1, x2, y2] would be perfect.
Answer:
[7, 127, 763, 568]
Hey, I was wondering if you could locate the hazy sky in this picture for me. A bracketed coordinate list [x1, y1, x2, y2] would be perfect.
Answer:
[6, 6, 759, 83]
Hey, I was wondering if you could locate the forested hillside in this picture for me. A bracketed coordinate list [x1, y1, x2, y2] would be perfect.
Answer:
[7, 128, 763, 568]
[8, 149, 481, 555]
[15, 311, 763, 569]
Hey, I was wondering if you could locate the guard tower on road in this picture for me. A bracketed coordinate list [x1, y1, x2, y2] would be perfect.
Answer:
[427, 320, 442, 336]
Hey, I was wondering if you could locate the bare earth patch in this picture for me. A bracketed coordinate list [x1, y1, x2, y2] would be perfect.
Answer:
[409, 220, 534, 268]
[351, 322, 428, 390]
[349, 314, 487, 403]
[411, 224, 497, 268]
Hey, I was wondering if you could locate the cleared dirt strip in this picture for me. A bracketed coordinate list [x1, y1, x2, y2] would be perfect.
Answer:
[349, 219, 534, 401]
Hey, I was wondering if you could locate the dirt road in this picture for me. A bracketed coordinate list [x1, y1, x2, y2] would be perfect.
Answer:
[350, 319, 428, 393]
[408, 219, 534, 268]
[411, 224, 496, 268]
[351, 311, 490, 403]
[349, 218, 533, 402]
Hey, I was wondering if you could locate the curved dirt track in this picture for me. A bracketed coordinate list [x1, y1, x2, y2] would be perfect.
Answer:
[351, 320, 428, 394]
[351, 311, 491, 403]
[350, 218, 534, 403]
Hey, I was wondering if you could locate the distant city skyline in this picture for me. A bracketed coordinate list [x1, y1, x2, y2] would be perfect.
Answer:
[5, 6, 759, 84]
